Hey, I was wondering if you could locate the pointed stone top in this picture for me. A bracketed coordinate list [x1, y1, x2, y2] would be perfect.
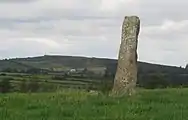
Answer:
[122, 16, 140, 37]
[124, 16, 140, 23]
[124, 16, 140, 19]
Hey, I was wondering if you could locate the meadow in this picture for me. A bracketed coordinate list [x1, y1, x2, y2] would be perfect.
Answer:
[1, 88, 188, 120]
[0, 72, 112, 93]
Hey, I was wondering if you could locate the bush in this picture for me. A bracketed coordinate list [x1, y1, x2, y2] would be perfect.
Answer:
[19, 80, 58, 93]
[99, 79, 113, 95]
[2, 77, 14, 81]
[52, 75, 66, 80]
[19, 80, 28, 93]
[38, 83, 57, 92]
[138, 74, 168, 89]
[0, 78, 12, 93]
[26, 68, 42, 74]
[27, 80, 40, 92]
[0, 73, 6, 76]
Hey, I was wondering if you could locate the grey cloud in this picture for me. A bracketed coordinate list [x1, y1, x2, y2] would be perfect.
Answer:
[138, 0, 188, 25]
[0, 0, 37, 3]
[0, 0, 188, 66]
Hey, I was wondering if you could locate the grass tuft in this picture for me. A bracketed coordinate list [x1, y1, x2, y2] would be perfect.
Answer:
[1, 88, 188, 120]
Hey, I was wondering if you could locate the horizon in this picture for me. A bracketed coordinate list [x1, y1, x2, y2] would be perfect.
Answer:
[0, 54, 185, 68]
[0, 0, 188, 67]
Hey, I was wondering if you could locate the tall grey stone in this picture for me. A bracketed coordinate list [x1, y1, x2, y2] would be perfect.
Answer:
[111, 16, 140, 97]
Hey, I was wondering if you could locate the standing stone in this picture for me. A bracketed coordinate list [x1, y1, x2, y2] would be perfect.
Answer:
[111, 16, 140, 97]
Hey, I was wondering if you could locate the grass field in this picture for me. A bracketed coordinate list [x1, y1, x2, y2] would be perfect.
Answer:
[1, 88, 188, 120]
[0, 72, 110, 92]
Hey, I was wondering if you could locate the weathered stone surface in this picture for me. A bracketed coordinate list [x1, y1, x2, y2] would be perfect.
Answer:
[111, 16, 140, 97]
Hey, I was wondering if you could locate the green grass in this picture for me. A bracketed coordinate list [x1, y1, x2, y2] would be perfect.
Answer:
[1, 88, 188, 120]
[0, 72, 108, 92]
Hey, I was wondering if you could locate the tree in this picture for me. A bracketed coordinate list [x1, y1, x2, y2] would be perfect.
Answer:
[26, 68, 41, 74]
[140, 74, 168, 89]
[186, 64, 188, 70]
[83, 68, 88, 74]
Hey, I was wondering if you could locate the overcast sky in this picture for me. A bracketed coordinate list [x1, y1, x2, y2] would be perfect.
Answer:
[0, 0, 188, 67]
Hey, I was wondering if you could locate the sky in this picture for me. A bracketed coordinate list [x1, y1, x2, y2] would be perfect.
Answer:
[0, 0, 188, 67]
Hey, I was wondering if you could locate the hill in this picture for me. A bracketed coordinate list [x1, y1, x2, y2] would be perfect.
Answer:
[0, 55, 187, 75]
[1, 55, 188, 89]
[0, 55, 188, 91]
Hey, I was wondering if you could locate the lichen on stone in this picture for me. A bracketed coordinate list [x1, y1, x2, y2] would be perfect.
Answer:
[111, 16, 140, 97]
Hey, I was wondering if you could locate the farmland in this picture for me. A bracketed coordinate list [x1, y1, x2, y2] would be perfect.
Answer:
[0, 72, 113, 93]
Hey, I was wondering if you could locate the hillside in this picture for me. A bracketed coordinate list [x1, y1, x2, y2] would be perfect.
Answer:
[0, 55, 188, 90]
[0, 55, 187, 75]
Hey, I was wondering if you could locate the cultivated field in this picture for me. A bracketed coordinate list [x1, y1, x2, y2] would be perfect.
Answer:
[0, 72, 112, 93]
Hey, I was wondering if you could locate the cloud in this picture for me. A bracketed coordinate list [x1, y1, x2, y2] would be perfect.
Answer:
[22, 38, 60, 48]
[99, 0, 136, 11]
[139, 19, 188, 66]
[0, 0, 37, 3]
[0, 0, 188, 67]
[142, 19, 188, 40]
